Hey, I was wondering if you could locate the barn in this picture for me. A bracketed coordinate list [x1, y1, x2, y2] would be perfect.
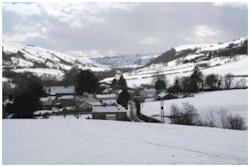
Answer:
[92, 104, 128, 121]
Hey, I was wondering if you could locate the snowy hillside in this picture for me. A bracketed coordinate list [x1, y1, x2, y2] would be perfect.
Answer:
[3, 42, 108, 79]
[141, 89, 248, 124]
[3, 119, 247, 165]
[102, 55, 248, 88]
[92, 53, 159, 68]
[101, 37, 248, 88]
[149, 37, 247, 65]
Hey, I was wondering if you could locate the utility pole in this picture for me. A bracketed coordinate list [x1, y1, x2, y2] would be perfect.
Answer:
[160, 100, 164, 123]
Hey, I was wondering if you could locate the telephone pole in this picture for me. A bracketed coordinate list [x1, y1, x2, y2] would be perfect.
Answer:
[160, 100, 164, 123]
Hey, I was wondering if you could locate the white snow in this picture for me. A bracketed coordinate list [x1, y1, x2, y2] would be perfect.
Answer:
[13, 68, 65, 80]
[174, 37, 246, 52]
[102, 55, 248, 88]
[2, 119, 247, 165]
[3, 41, 108, 74]
[11, 57, 34, 67]
[93, 104, 126, 113]
[200, 37, 247, 51]
[174, 43, 208, 52]
[141, 89, 248, 124]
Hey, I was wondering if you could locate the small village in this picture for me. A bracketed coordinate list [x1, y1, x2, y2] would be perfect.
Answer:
[30, 78, 172, 122]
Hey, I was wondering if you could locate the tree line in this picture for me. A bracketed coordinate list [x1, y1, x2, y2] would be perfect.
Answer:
[154, 66, 247, 96]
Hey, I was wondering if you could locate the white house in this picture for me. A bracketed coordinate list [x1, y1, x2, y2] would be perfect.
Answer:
[92, 104, 127, 121]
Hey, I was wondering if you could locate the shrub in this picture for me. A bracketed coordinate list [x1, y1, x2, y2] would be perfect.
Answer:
[169, 104, 182, 124]
[181, 103, 199, 125]
[203, 111, 216, 127]
[227, 114, 246, 130]
[217, 108, 229, 129]
[217, 108, 246, 130]
[224, 73, 234, 89]
[169, 103, 199, 125]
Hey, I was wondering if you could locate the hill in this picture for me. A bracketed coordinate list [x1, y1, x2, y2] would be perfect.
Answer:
[101, 37, 248, 88]
[2, 42, 108, 79]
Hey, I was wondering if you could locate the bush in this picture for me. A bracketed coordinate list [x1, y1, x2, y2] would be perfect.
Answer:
[217, 108, 229, 129]
[224, 73, 234, 89]
[169, 103, 199, 125]
[227, 114, 246, 130]
[217, 108, 246, 130]
[169, 104, 182, 124]
[203, 111, 216, 127]
[170, 105, 246, 130]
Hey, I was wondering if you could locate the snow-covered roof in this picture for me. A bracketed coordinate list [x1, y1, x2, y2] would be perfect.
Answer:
[158, 91, 168, 98]
[3, 77, 9, 82]
[102, 99, 117, 105]
[34, 110, 53, 115]
[60, 95, 75, 100]
[96, 94, 116, 99]
[46, 86, 75, 95]
[93, 104, 126, 113]
[40, 96, 56, 102]
[86, 101, 103, 106]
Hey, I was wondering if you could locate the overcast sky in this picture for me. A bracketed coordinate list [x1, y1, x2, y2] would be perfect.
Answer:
[3, 2, 248, 55]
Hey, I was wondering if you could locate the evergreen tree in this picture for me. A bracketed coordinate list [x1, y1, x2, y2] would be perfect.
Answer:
[111, 78, 118, 90]
[76, 70, 99, 95]
[181, 77, 192, 94]
[117, 89, 130, 109]
[205, 74, 219, 90]
[190, 66, 203, 92]
[11, 73, 45, 118]
[119, 75, 127, 90]
[153, 72, 168, 93]
[169, 77, 182, 96]
[63, 67, 81, 85]
[13, 92, 41, 118]
[155, 79, 166, 92]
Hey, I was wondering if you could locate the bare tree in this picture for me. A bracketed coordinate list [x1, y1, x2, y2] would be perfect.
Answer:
[236, 78, 247, 89]
[217, 108, 229, 129]
[224, 73, 234, 89]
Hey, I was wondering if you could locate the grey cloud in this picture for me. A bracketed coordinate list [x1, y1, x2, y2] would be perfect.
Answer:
[3, 2, 248, 55]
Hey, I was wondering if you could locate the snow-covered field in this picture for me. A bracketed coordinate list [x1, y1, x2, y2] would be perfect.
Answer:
[141, 89, 248, 124]
[3, 119, 247, 165]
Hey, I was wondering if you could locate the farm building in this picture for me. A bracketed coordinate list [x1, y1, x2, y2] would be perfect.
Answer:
[96, 93, 117, 105]
[46, 86, 75, 96]
[41, 85, 76, 109]
[92, 104, 128, 121]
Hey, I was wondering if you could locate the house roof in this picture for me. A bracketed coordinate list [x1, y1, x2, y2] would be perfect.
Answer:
[96, 94, 116, 99]
[86, 101, 103, 106]
[93, 104, 126, 113]
[60, 95, 75, 100]
[34, 110, 53, 115]
[158, 91, 168, 98]
[46, 86, 75, 95]
[40, 95, 74, 102]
